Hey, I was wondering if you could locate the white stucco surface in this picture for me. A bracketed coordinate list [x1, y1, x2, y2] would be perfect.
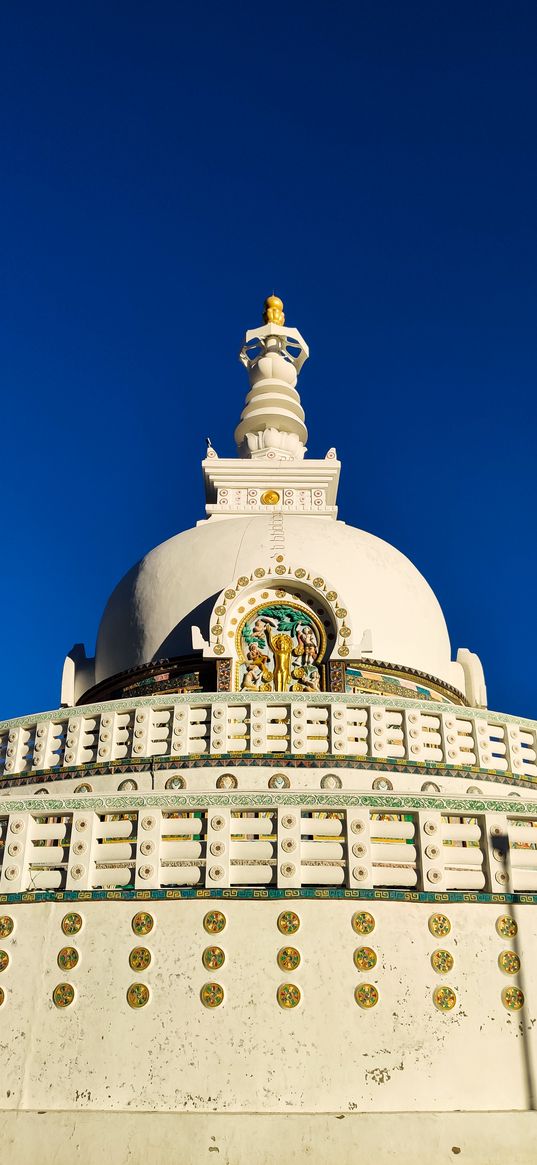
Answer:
[1, 898, 535, 1115]
[95, 516, 454, 686]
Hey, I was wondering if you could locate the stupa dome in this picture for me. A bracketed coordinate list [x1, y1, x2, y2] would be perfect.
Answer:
[94, 514, 456, 689]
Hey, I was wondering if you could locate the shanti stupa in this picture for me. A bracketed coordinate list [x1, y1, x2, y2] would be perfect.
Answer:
[0, 297, 535, 1163]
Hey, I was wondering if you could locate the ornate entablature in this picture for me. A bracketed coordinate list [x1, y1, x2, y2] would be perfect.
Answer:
[202, 560, 352, 692]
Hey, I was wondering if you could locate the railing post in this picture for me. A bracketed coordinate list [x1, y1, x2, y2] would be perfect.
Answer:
[206, 807, 231, 889]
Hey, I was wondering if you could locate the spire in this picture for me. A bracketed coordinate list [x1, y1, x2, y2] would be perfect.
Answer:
[234, 295, 309, 461]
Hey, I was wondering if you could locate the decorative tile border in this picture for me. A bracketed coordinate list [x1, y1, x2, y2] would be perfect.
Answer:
[0, 887, 535, 906]
[4, 790, 537, 815]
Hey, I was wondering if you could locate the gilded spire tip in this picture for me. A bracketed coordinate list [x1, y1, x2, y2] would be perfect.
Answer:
[263, 294, 285, 326]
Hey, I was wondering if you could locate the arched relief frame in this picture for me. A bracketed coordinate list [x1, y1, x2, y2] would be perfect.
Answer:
[207, 561, 353, 691]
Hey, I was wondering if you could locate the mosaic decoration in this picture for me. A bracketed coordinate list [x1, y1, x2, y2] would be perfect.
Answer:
[57, 947, 79, 971]
[354, 983, 379, 1009]
[277, 982, 301, 1009]
[61, 912, 82, 936]
[431, 949, 454, 974]
[132, 911, 154, 937]
[0, 951, 9, 972]
[498, 950, 520, 975]
[277, 910, 300, 936]
[351, 911, 375, 936]
[238, 602, 326, 693]
[277, 946, 301, 972]
[53, 983, 75, 1008]
[0, 916, 14, 939]
[129, 946, 152, 972]
[203, 909, 226, 934]
[202, 945, 225, 971]
[496, 915, 518, 938]
[428, 913, 451, 938]
[353, 946, 377, 971]
[433, 986, 457, 1011]
[502, 986, 524, 1011]
[201, 981, 224, 1008]
[127, 982, 150, 1008]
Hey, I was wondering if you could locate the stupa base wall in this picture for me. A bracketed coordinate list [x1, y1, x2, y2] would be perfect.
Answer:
[1, 1109, 536, 1165]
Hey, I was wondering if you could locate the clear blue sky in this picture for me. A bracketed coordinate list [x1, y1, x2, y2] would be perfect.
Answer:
[1, 1, 536, 721]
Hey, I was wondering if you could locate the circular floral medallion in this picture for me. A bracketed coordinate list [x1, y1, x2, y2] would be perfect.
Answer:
[53, 983, 75, 1008]
[132, 911, 154, 937]
[498, 950, 520, 976]
[0, 987, 4, 1006]
[61, 912, 82, 937]
[57, 947, 79, 972]
[0, 917, 14, 939]
[433, 986, 457, 1011]
[353, 946, 377, 972]
[502, 986, 524, 1011]
[203, 910, 226, 935]
[496, 915, 518, 939]
[277, 983, 301, 1009]
[277, 946, 301, 972]
[0, 951, 9, 973]
[129, 946, 152, 972]
[277, 910, 300, 936]
[201, 982, 224, 1008]
[260, 490, 280, 506]
[202, 946, 225, 971]
[354, 983, 379, 1009]
[428, 913, 451, 939]
[351, 911, 375, 936]
[127, 983, 150, 1008]
[431, 949, 454, 974]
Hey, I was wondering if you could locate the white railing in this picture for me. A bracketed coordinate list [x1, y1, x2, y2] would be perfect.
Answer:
[0, 798, 536, 895]
[0, 695, 536, 782]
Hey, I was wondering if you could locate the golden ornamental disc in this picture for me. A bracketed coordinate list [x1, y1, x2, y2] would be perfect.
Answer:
[0, 987, 4, 1006]
[132, 911, 154, 937]
[502, 986, 524, 1011]
[277, 982, 301, 1009]
[203, 910, 226, 935]
[127, 982, 150, 1008]
[201, 982, 224, 1008]
[0, 951, 9, 973]
[496, 915, 517, 939]
[277, 946, 301, 972]
[431, 949, 454, 974]
[351, 911, 375, 936]
[53, 983, 75, 1008]
[277, 910, 300, 936]
[428, 913, 451, 938]
[57, 946, 79, 972]
[353, 946, 377, 972]
[129, 946, 152, 972]
[202, 946, 225, 971]
[354, 983, 379, 1009]
[498, 950, 520, 976]
[260, 490, 280, 505]
[61, 912, 83, 936]
[433, 986, 457, 1011]
[0, 917, 14, 939]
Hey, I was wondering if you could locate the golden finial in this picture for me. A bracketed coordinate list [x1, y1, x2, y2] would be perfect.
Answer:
[263, 294, 285, 326]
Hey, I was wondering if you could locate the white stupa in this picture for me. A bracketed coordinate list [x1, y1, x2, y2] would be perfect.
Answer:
[0, 296, 535, 1164]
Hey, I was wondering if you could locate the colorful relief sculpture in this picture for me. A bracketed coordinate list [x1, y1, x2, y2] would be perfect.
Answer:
[238, 602, 325, 692]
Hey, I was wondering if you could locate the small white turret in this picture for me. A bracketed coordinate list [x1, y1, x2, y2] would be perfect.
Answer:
[235, 295, 309, 460]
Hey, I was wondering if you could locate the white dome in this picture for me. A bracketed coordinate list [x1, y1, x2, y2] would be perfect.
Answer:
[95, 515, 455, 687]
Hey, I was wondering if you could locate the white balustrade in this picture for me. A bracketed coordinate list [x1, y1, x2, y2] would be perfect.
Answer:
[0, 801, 535, 893]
